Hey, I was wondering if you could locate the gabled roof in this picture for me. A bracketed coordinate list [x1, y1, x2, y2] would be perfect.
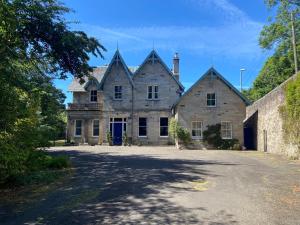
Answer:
[174, 67, 250, 106]
[133, 50, 184, 91]
[68, 66, 107, 92]
[99, 50, 134, 88]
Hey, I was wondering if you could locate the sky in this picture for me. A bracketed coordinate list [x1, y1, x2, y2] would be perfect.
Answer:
[55, 0, 273, 104]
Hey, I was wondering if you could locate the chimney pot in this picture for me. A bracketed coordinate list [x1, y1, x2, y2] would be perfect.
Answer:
[173, 53, 180, 81]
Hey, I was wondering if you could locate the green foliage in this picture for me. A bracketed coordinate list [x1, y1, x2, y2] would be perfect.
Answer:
[0, 132, 30, 183]
[177, 127, 192, 146]
[0, 136, 71, 185]
[203, 124, 240, 150]
[106, 132, 112, 146]
[279, 73, 300, 152]
[168, 118, 191, 146]
[122, 133, 129, 146]
[244, 0, 300, 101]
[168, 117, 179, 140]
[0, 0, 105, 186]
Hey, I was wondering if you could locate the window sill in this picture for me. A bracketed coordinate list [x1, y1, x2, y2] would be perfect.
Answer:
[207, 105, 216, 108]
[146, 99, 160, 101]
[138, 136, 148, 138]
[159, 136, 169, 138]
[113, 99, 123, 101]
[192, 137, 203, 140]
[222, 137, 232, 140]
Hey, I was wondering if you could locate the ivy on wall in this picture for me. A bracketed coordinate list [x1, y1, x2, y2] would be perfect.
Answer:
[203, 124, 240, 150]
[279, 73, 300, 156]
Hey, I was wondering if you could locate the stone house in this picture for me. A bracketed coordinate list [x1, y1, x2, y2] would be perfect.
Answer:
[173, 68, 249, 148]
[67, 50, 248, 147]
[67, 50, 183, 145]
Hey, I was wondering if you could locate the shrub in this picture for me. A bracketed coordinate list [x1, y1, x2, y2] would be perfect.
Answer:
[0, 132, 71, 185]
[0, 132, 30, 183]
[279, 73, 300, 156]
[177, 127, 192, 145]
[106, 131, 112, 146]
[47, 155, 71, 169]
[203, 124, 240, 150]
[122, 133, 129, 146]
[168, 118, 191, 146]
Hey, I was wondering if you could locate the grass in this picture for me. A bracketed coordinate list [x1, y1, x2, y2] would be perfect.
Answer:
[1, 150, 71, 188]
[52, 139, 66, 147]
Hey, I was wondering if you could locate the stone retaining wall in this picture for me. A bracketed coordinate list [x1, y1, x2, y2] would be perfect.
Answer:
[245, 75, 299, 157]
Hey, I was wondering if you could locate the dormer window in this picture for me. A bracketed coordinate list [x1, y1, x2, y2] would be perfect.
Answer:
[114, 85, 122, 99]
[90, 90, 97, 102]
[207, 93, 216, 107]
[148, 85, 158, 100]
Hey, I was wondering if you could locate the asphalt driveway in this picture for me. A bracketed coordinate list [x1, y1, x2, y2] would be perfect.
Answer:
[0, 146, 300, 225]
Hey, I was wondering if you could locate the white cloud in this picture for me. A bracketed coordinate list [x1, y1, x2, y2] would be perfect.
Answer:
[73, 0, 264, 60]
[77, 22, 263, 59]
[188, 0, 249, 23]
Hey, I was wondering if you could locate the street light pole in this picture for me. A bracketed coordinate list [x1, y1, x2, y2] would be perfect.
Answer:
[240, 68, 246, 92]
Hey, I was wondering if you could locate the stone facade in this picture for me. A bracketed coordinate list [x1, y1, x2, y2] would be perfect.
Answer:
[67, 50, 183, 145]
[174, 68, 248, 148]
[67, 50, 247, 148]
[244, 75, 299, 157]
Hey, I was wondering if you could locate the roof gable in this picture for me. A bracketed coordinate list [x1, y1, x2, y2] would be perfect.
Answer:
[99, 50, 134, 89]
[174, 67, 250, 106]
[133, 50, 184, 90]
[68, 66, 107, 92]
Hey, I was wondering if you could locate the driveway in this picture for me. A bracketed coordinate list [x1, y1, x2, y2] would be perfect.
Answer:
[0, 146, 300, 225]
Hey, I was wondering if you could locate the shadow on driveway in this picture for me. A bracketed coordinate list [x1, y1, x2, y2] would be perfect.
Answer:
[1, 150, 239, 225]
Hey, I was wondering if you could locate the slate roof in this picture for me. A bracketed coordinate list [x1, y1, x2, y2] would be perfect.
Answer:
[68, 64, 139, 92]
[173, 67, 250, 107]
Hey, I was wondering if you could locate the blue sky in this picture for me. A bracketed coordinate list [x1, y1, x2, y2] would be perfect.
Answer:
[56, 0, 272, 103]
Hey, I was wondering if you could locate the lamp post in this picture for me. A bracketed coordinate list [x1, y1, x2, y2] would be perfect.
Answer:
[240, 68, 246, 92]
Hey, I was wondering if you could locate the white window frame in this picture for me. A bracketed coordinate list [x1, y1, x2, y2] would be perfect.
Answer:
[92, 119, 100, 137]
[191, 121, 203, 139]
[221, 121, 233, 139]
[114, 85, 122, 100]
[138, 117, 147, 137]
[207, 93, 216, 107]
[90, 90, 98, 103]
[147, 85, 159, 100]
[74, 120, 82, 137]
[159, 117, 169, 137]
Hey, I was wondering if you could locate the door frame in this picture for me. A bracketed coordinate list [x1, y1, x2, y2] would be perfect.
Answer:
[109, 117, 127, 145]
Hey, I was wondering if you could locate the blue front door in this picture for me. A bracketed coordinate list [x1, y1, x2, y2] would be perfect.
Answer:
[113, 123, 122, 145]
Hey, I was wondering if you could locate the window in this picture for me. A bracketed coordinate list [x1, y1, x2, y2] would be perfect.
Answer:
[109, 118, 127, 134]
[139, 118, 147, 137]
[148, 85, 158, 99]
[75, 120, 82, 136]
[93, 120, 99, 137]
[160, 117, 168, 137]
[192, 121, 203, 139]
[90, 90, 97, 102]
[221, 121, 232, 139]
[207, 93, 216, 107]
[114, 86, 122, 99]
[154, 86, 158, 99]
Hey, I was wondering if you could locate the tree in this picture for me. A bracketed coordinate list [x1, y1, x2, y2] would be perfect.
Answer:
[245, 0, 299, 101]
[0, 0, 106, 184]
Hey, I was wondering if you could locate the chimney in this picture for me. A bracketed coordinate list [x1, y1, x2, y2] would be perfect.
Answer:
[172, 53, 180, 80]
